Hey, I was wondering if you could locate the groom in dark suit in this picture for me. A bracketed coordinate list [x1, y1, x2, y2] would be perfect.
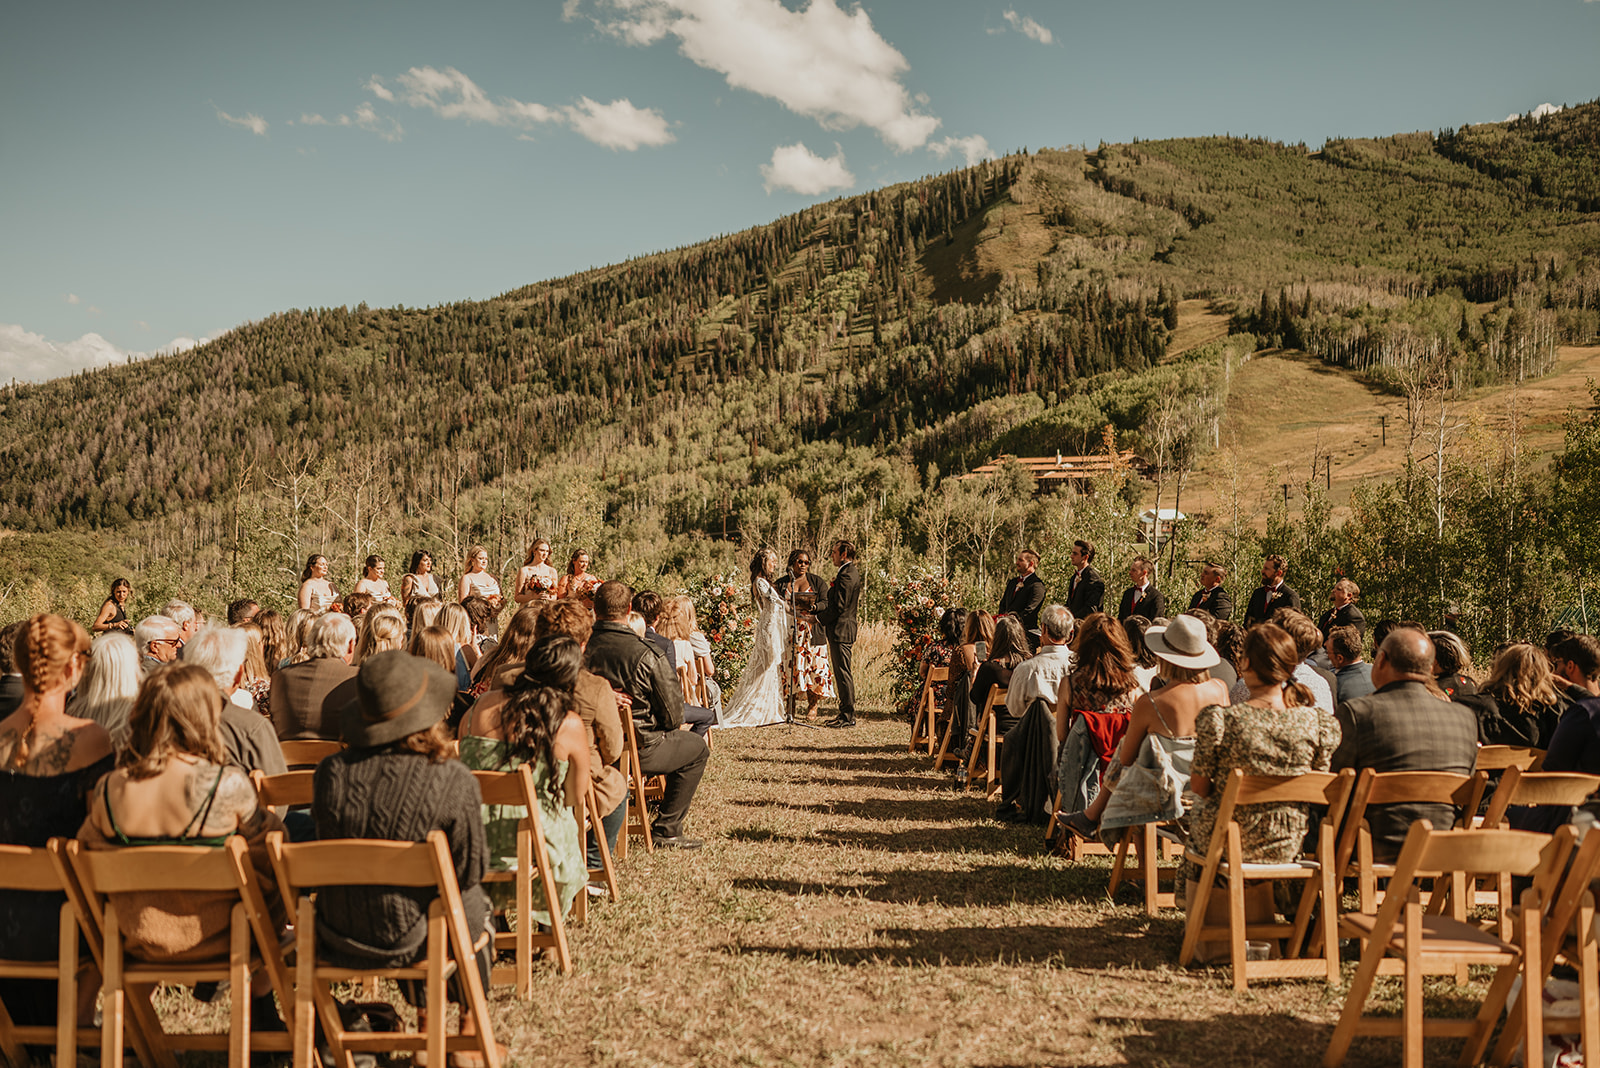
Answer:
[816, 539, 864, 729]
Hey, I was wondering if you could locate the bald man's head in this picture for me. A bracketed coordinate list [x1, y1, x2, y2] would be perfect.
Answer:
[1378, 628, 1436, 680]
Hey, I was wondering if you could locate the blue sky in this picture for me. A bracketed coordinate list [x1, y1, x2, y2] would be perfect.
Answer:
[2, 0, 1596, 382]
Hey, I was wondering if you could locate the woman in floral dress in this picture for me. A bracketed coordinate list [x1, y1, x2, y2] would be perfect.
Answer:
[774, 549, 834, 717]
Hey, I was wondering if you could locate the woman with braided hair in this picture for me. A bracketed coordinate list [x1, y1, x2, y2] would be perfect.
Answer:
[0, 614, 114, 1027]
[458, 635, 590, 926]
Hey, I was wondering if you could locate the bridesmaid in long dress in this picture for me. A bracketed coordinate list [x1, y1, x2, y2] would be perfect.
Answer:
[514, 539, 560, 605]
[297, 554, 338, 612]
[400, 550, 441, 605]
[555, 550, 603, 608]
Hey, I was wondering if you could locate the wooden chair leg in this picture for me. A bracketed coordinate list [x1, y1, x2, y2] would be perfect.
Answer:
[1579, 894, 1599, 1068]
[0, 994, 30, 1068]
[1226, 827, 1249, 992]
[1520, 899, 1543, 1068]
[425, 906, 447, 1068]
[932, 710, 958, 770]
[1108, 828, 1131, 897]
[1141, 823, 1159, 917]
[102, 902, 125, 1068]
[1403, 896, 1423, 1068]
[56, 902, 77, 1068]
[985, 715, 1000, 793]
[293, 900, 316, 1068]
[229, 904, 251, 1068]
[587, 785, 620, 901]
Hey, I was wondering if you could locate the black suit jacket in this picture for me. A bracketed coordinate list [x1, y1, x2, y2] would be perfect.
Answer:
[0, 674, 22, 718]
[1244, 582, 1302, 628]
[1066, 566, 1106, 620]
[1333, 680, 1479, 861]
[816, 561, 862, 645]
[1318, 603, 1366, 638]
[998, 572, 1047, 633]
[1118, 585, 1165, 622]
[1187, 585, 1233, 621]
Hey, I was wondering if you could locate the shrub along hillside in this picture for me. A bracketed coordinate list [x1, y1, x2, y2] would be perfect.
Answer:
[2, 102, 1599, 645]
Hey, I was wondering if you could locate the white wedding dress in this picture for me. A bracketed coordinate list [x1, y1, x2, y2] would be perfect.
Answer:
[715, 577, 792, 729]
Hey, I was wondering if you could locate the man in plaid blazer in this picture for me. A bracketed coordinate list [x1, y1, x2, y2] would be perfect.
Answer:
[1332, 627, 1478, 861]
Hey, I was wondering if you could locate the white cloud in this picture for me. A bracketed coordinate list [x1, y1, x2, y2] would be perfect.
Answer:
[377, 65, 671, 149]
[761, 142, 854, 195]
[1503, 102, 1565, 122]
[365, 76, 395, 102]
[1001, 9, 1053, 45]
[564, 97, 675, 150]
[584, 0, 939, 151]
[216, 108, 269, 136]
[0, 323, 205, 384]
[929, 134, 994, 166]
[65, 293, 80, 305]
[299, 107, 404, 141]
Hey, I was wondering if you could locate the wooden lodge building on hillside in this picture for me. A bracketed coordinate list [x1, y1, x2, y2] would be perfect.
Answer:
[955, 451, 1153, 495]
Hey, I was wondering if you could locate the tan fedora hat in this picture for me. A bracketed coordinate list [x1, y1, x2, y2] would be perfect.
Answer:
[1143, 614, 1220, 670]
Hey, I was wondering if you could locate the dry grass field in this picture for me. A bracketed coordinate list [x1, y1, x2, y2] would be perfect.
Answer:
[143, 659, 1506, 1067]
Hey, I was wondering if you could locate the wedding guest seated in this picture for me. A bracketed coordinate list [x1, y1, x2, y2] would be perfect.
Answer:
[1536, 636, 1600, 776]
[683, 598, 727, 722]
[1062, 615, 1227, 844]
[227, 598, 260, 626]
[353, 606, 407, 666]
[655, 596, 716, 736]
[1123, 616, 1160, 691]
[535, 600, 627, 879]
[946, 609, 993, 742]
[965, 615, 1029, 757]
[255, 611, 287, 678]
[67, 632, 141, 747]
[162, 600, 201, 647]
[906, 610, 959, 718]
[235, 622, 274, 714]
[1184, 610, 1235, 688]
[341, 592, 376, 624]
[1332, 628, 1477, 860]
[0, 615, 113, 1031]
[311, 651, 497, 1056]
[409, 625, 460, 676]
[1188, 623, 1341, 885]
[1430, 630, 1479, 698]
[632, 591, 674, 664]
[284, 609, 317, 667]
[79, 663, 287, 1031]
[185, 627, 288, 778]
[1325, 624, 1373, 703]
[468, 604, 542, 697]
[269, 612, 358, 741]
[134, 614, 184, 675]
[1049, 613, 1144, 830]
[461, 595, 499, 652]
[585, 580, 708, 849]
[409, 598, 445, 635]
[458, 636, 590, 927]
[1271, 609, 1336, 713]
[1003, 605, 1076, 736]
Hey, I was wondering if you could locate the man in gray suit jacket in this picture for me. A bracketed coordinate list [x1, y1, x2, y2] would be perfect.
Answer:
[816, 539, 864, 728]
[1333, 628, 1478, 861]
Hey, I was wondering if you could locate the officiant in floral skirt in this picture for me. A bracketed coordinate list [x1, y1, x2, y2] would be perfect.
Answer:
[775, 549, 834, 718]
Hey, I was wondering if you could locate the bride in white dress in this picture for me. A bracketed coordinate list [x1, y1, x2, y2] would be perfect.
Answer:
[716, 548, 792, 729]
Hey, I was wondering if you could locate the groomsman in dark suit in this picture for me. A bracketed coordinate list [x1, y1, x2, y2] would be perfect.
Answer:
[1243, 554, 1302, 628]
[998, 550, 1047, 646]
[816, 540, 864, 729]
[1186, 562, 1233, 621]
[1065, 539, 1106, 621]
[1117, 555, 1165, 621]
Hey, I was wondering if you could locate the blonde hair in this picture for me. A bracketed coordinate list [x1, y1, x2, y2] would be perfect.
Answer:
[10, 614, 90, 768]
[438, 603, 473, 646]
[354, 606, 407, 666]
[409, 625, 458, 675]
[464, 544, 487, 572]
[1483, 643, 1560, 715]
[410, 599, 444, 633]
[121, 663, 226, 779]
[656, 596, 693, 641]
[237, 622, 270, 683]
[287, 609, 317, 664]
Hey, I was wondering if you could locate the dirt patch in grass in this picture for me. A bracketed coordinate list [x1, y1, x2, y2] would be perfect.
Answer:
[149, 715, 1509, 1066]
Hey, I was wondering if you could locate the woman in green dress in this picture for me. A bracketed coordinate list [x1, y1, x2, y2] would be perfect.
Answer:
[457, 634, 591, 927]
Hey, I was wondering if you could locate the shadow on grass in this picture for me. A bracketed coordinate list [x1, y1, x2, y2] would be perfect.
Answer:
[1104, 1013, 1337, 1066]
[733, 862, 1119, 906]
[727, 823, 1044, 855]
[783, 796, 997, 822]
[735, 754, 932, 774]
[732, 915, 1172, 967]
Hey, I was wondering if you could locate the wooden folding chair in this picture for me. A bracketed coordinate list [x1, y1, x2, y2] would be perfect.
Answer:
[1323, 821, 1575, 1068]
[1108, 822, 1185, 917]
[1466, 768, 1600, 936]
[278, 739, 343, 770]
[930, 687, 967, 772]
[473, 766, 573, 983]
[908, 666, 948, 754]
[251, 769, 315, 808]
[1480, 826, 1600, 1067]
[0, 844, 108, 1068]
[1333, 769, 1488, 915]
[1179, 769, 1356, 991]
[267, 830, 501, 1068]
[572, 783, 620, 926]
[63, 836, 294, 1068]
[1044, 784, 1115, 861]
[961, 686, 1008, 792]
[1475, 745, 1544, 774]
[616, 710, 662, 858]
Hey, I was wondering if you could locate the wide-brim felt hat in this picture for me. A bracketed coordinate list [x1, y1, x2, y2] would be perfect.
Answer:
[340, 649, 456, 748]
[1143, 614, 1221, 670]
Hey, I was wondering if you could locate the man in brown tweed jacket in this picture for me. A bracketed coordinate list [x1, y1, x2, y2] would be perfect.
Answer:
[1332, 627, 1478, 861]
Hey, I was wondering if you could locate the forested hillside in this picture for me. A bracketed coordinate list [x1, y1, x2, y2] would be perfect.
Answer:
[3, 101, 1599, 644]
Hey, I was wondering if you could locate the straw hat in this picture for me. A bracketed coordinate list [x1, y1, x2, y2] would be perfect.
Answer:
[1143, 615, 1220, 670]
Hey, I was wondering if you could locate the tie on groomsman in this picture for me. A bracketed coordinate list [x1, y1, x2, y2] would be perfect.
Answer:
[1117, 555, 1166, 621]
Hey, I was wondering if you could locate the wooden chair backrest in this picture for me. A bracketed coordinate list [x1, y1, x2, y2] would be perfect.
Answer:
[1199, 769, 1354, 867]
[1481, 768, 1600, 828]
[1335, 769, 1486, 872]
[1476, 745, 1544, 772]
[279, 739, 343, 768]
[0, 843, 62, 892]
[268, 834, 441, 890]
[983, 687, 1008, 717]
[251, 769, 315, 808]
[926, 666, 950, 686]
[472, 764, 539, 809]
[71, 839, 246, 895]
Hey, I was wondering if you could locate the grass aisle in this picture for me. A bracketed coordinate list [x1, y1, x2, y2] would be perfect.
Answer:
[497, 716, 1443, 1067]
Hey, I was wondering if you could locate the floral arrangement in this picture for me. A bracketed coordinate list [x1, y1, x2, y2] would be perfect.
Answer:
[686, 574, 759, 689]
[889, 565, 956, 714]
